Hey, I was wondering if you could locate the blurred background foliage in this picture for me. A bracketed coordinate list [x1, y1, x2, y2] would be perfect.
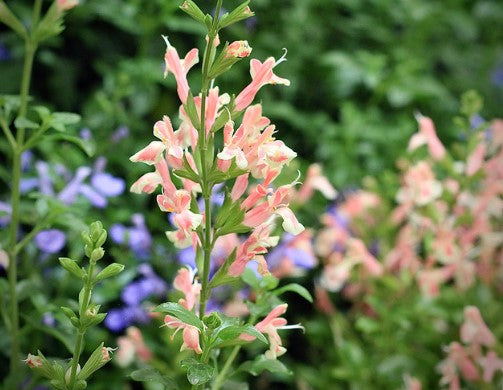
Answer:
[1, 0, 502, 388]
[2, 0, 502, 188]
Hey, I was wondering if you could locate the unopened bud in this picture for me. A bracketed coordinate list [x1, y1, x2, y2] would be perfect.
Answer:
[90, 248, 104, 262]
[78, 343, 114, 381]
[65, 364, 81, 384]
[57, 0, 78, 12]
[95, 230, 107, 248]
[225, 40, 252, 58]
[203, 312, 222, 329]
[24, 354, 43, 368]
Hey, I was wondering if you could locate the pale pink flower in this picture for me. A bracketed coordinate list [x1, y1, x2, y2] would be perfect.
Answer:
[460, 306, 495, 347]
[479, 351, 503, 382]
[242, 304, 289, 359]
[417, 265, 455, 298]
[164, 267, 202, 354]
[228, 224, 279, 276]
[396, 161, 442, 206]
[235, 53, 290, 112]
[408, 114, 446, 160]
[320, 258, 353, 292]
[346, 238, 383, 276]
[116, 327, 152, 367]
[129, 141, 165, 165]
[466, 143, 486, 176]
[231, 173, 249, 201]
[162, 36, 199, 104]
[296, 164, 337, 202]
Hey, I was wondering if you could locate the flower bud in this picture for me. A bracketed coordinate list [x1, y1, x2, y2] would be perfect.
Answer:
[94, 263, 124, 282]
[203, 312, 222, 329]
[90, 248, 104, 262]
[77, 343, 113, 381]
[57, 0, 78, 12]
[225, 40, 252, 58]
[65, 364, 81, 384]
[95, 230, 107, 248]
[24, 354, 43, 368]
[90, 221, 103, 242]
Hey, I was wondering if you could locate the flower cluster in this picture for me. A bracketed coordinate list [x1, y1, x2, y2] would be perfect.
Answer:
[437, 306, 503, 389]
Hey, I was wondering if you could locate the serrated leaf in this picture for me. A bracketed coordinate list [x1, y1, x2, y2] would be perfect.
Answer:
[180, 358, 215, 386]
[238, 355, 292, 376]
[153, 302, 204, 330]
[273, 283, 313, 303]
[130, 368, 178, 388]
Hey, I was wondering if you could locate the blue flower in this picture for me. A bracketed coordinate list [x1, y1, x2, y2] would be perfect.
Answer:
[34, 229, 66, 254]
[110, 214, 152, 259]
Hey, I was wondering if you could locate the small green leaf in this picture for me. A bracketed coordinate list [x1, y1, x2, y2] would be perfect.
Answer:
[14, 116, 39, 129]
[59, 257, 86, 279]
[45, 134, 95, 156]
[215, 324, 267, 345]
[241, 268, 260, 290]
[52, 112, 81, 126]
[153, 302, 204, 330]
[0, 2, 27, 38]
[180, 358, 215, 386]
[209, 249, 237, 288]
[273, 283, 313, 303]
[238, 355, 292, 376]
[130, 368, 178, 389]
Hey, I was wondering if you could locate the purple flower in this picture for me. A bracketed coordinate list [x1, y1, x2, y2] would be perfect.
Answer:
[111, 125, 129, 143]
[492, 66, 503, 88]
[110, 214, 152, 259]
[35, 229, 66, 254]
[42, 312, 56, 327]
[0, 41, 10, 61]
[80, 128, 92, 140]
[104, 308, 130, 332]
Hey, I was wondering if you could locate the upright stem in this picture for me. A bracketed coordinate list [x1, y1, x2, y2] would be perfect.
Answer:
[211, 345, 240, 390]
[7, 0, 40, 379]
[68, 262, 95, 389]
[197, 0, 223, 319]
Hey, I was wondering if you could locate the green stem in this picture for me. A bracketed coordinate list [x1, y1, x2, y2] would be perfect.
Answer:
[197, 0, 223, 320]
[211, 345, 240, 390]
[211, 313, 257, 390]
[68, 262, 95, 389]
[7, 4, 40, 381]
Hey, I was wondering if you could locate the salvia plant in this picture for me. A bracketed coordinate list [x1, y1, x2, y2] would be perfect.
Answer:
[24, 221, 124, 390]
[128, 0, 312, 387]
[0, 1, 99, 388]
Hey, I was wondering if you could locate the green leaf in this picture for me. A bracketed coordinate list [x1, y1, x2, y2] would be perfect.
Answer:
[238, 355, 292, 376]
[215, 324, 267, 345]
[59, 257, 86, 279]
[94, 263, 124, 282]
[219, 1, 254, 29]
[241, 267, 260, 290]
[183, 91, 200, 130]
[45, 134, 95, 156]
[273, 283, 313, 303]
[180, 358, 215, 386]
[130, 368, 178, 389]
[179, 0, 206, 25]
[209, 249, 237, 288]
[153, 302, 204, 330]
[0, 2, 27, 37]
[52, 112, 81, 126]
[14, 116, 39, 130]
